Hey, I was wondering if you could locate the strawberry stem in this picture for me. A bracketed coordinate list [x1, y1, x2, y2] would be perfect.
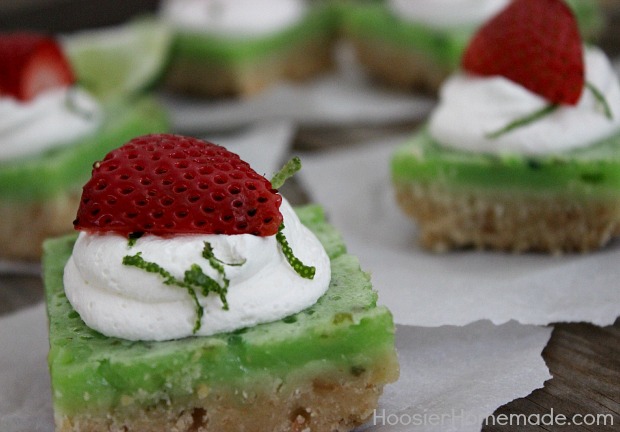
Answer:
[276, 224, 315, 279]
[486, 105, 558, 139]
[271, 157, 302, 189]
[586, 81, 613, 119]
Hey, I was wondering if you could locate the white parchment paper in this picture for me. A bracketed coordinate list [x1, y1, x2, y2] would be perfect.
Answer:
[0, 304, 551, 432]
[364, 322, 552, 432]
[203, 119, 295, 177]
[298, 136, 620, 327]
[0, 305, 53, 432]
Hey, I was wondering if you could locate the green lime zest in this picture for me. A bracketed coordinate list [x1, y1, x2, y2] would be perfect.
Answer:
[276, 224, 316, 280]
[486, 104, 558, 139]
[200, 241, 246, 310]
[122, 252, 203, 333]
[123, 242, 241, 333]
[127, 232, 144, 248]
[271, 156, 302, 189]
[202, 242, 246, 268]
[586, 81, 613, 120]
[486, 82, 613, 140]
[122, 252, 176, 284]
[270, 158, 316, 279]
[184, 264, 229, 311]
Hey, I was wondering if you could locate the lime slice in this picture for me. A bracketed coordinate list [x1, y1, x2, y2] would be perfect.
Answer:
[62, 18, 172, 102]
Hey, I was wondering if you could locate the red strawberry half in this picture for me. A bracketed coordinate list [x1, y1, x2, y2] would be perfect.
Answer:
[462, 0, 584, 105]
[0, 32, 75, 101]
[74, 134, 283, 237]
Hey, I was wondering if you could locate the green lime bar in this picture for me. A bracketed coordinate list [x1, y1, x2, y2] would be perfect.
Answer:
[392, 129, 620, 198]
[391, 128, 620, 252]
[44, 205, 399, 432]
[343, 0, 603, 71]
[0, 97, 169, 201]
[170, 4, 339, 65]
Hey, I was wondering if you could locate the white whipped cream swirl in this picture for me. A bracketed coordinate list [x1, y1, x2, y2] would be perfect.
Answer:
[0, 88, 102, 162]
[64, 198, 331, 341]
[388, 0, 509, 29]
[429, 47, 620, 155]
[161, 0, 308, 37]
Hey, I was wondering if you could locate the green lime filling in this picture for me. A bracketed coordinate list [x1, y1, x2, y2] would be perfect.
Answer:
[342, 3, 469, 69]
[44, 205, 395, 415]
[0, 97, 169, 201]
[564, 0, 605, 40]
[391, 128, 620, 198]
[342, 0, 603, 70]
[170, 3, 339, 65]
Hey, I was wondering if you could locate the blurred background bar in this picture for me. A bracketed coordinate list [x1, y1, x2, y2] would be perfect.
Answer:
[0, 0, 159, 32]
[1, 0, 619, 55]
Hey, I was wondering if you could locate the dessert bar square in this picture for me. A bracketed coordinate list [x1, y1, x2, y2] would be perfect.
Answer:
[45, 205, 399, 432]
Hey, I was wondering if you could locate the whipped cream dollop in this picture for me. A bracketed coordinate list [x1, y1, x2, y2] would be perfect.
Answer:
[160, 0, 308, 37]
[0, 88, 102, 162]
[429, 47, 620, 156]
[64, 198, 331, 341]
[388, 0, 509, 29]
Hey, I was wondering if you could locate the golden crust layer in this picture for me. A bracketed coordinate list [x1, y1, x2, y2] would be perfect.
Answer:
[0, 190, 81, 261]
[349, 37, 450, 94]
[394, 181, 620, 253]
[164, 36, 335, 98]
[54, 354, 399, 432]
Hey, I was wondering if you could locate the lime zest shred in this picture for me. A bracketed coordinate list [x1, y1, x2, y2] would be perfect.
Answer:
[270, 158, 316, 280]
[586, 81, 613, 119]
[270, 156, 302, 189]
[200, 241, 246, 310]
[127, 232, 144, 248]
[122, 252, 203, 333]
[122, 252, 176, 285]
[486, 82, 613, 140]
[184, 264, 229, 311]
[486, 104, 558, 139]
[122, 242, 241, 333]
[276, 224, 316, 280]
[202, 242, 246, 268]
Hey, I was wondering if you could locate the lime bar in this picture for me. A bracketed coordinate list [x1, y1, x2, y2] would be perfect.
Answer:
[0, 98, 168, 201]
[341, 0, 603, 93]
[392, 130, 620, 252]
[0, 97, 169, 260]
[44, 205, 399, 432]
[164, 4, 339, 96]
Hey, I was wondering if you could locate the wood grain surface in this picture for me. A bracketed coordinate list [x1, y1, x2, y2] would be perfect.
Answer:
[485, 321, 619, 431]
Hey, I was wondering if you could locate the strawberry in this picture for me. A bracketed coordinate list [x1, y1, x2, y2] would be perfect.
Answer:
[0, 32, 75, 101]
[74, 134, 283, 237]
[461, 0, 584, 105]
